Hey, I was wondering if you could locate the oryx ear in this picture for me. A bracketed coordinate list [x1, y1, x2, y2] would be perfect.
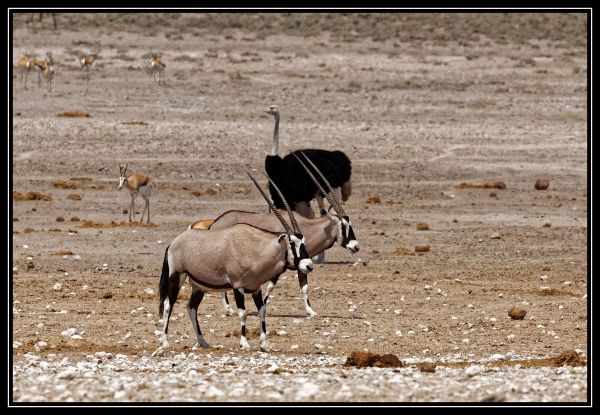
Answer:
[278, 234, 287, 243]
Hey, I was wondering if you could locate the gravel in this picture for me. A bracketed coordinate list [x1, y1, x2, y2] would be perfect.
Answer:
[13, 352, 587, 402]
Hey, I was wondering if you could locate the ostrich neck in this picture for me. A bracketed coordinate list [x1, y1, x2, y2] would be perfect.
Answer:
[270, 114, 280, 156]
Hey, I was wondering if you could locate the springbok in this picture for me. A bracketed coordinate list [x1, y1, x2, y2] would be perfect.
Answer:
[30, 52, 54, 90]
[80, 55, 95, 83]
[196, 152, 359, 317]
[149, 53, 166, 86]
[154, 171, 313, 355]
[117, 164, 155, 223]
[16, 51, 33, 89]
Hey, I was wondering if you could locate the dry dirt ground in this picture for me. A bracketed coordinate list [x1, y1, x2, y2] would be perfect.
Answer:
[11, 13, 588, 403]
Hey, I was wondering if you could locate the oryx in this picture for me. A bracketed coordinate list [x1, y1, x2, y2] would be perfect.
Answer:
[154, 171, 314, 355]
[192, 152, 359, 317]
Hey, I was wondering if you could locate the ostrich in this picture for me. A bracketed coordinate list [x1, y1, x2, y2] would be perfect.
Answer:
[264, 105, 352, 262]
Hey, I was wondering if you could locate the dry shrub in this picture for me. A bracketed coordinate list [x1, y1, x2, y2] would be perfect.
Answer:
[79, 220, 156, 228]
[53, 181, 79, 189]
[344, 352, 403, 368]
[366, 196, 381, 204]
[416, 222, 429, 230]
[121, 121, 148, 125]
[550, 350, 586, 367]
[455, 182, 507, 190]
[394, 247, 415, 256]
[67, 193, 82, 201]
[54, 250, 73, 256]
[13, 191, 52, 201]
[57, 111, 91, 117]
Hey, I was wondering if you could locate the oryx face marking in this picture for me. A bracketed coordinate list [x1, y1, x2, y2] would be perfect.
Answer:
[287, 234, 313, 274]
[336, 214, 360, 253]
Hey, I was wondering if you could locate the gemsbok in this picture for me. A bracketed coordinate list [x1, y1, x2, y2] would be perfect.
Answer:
[154, 171, 313, 355]
[117, 164, 155, 224]
[149, 53, 166, 86]
[195, 152, 360, 317]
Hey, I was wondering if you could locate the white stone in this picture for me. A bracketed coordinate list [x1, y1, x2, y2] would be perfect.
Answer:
[144, 288, 154, 295]
[61, 328, 77, 337]
[53, 283, 63, 291]
[34, 341, 48, 351]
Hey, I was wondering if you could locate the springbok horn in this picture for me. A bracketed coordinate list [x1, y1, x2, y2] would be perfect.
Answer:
[292, 152, 341, 216]
[261, 172, 301, 234]
[246, 171, 292, 235]
[300, 151, 346, 216]
[124, 164, 128, 174]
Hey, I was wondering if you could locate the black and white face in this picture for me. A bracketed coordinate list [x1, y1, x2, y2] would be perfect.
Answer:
[332, 213, 359, 253]
[287, 233, 313, 273]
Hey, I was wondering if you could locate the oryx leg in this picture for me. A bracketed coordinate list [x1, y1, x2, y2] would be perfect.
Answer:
[298, 271, 317, 317]
[233, 289, 250, 351]
[252, 289, 270, 352]
[159, 273, 186, 348]
[263, 275, 280, 306]
[220, 292, 234, 316]
[186, 286, 210, 348]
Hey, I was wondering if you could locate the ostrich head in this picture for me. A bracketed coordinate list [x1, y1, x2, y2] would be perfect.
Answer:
[265, 105, 279, 116]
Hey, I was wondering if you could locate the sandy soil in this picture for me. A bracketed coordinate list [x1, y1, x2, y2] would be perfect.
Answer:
[11, 12, 588, 403]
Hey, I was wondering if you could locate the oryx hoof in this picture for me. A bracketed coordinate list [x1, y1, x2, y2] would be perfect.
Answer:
[197, 340, 210, 349]
[240, 341, 250, 351]
[151, 346, 165, 357]
[224, 307, 233, 316]
[306, 309, 318, 318]
[260, 340, 272, 352]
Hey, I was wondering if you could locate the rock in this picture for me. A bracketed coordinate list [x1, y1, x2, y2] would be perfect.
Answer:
[56, 217, 64, 222]
[508, 306, 527, 320]
[416, 222, 429, 230]
[53, 283, 62, 290]
[490, 232, 501, 239]
[415, 245, 430, 253]
[70, 216, 80, 222]
[535, 179, 550, 190]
